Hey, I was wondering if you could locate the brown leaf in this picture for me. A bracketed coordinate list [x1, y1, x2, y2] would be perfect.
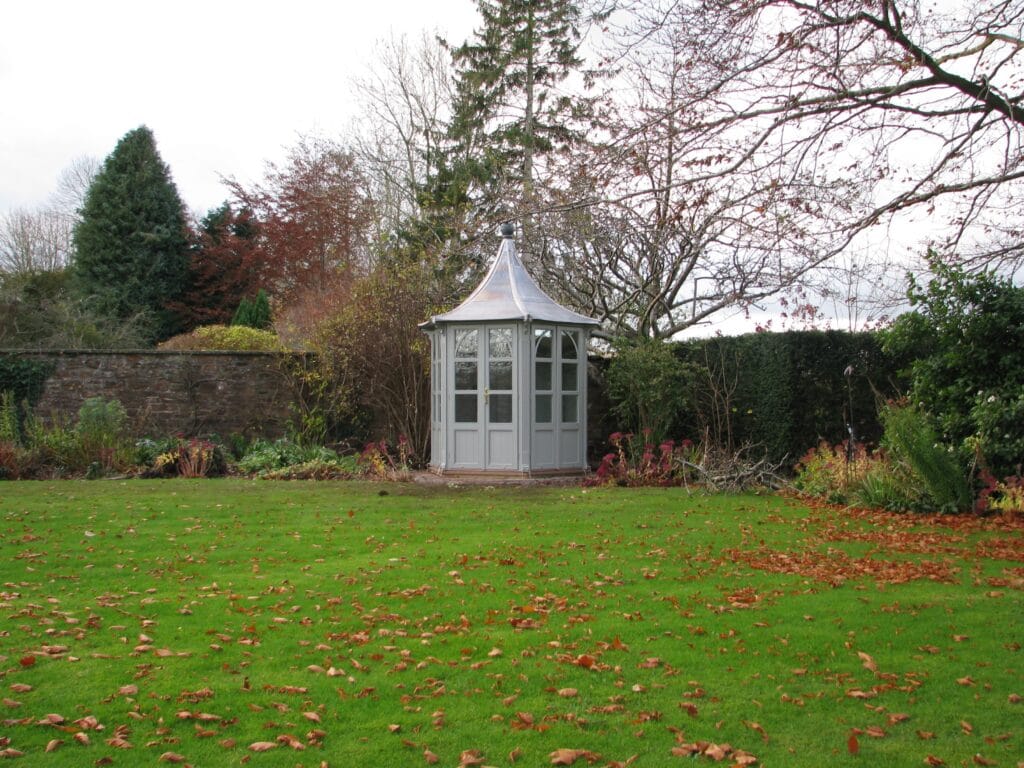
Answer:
[973, 756, 997, 766]
[550, 748, 598, 765]
[887, 713, 911, 725]
[73, 732, 90, 746]
[159, 753, 187, 763]
[303, 711, 321, 723]
[924, 757, 945, 766]
[8, 685, 31, 694]
[459, 749, 485, 766]
[249, 741, 277, 752]
[847, 733, 859, 755]
[703, 743, 728, 761]
[961, 720, 974, 735]
[865, 726, 886, 739]
[105, 736, 132, 749]
[45, 739, 62, 753]
[744, 721, 768, 742]
[0, 749, 24, 759]
[423, 749, 439, 764]
[557, 688, 578, 698]
[388, 724, 401, 733]
[509, 747, 523, 763]
[957, 676, 975, 686]
[917, 731, 936, 740]
[857, 651, 877, 673]
[118, 684, 138, 696]
[1008, 693, 1021, 704]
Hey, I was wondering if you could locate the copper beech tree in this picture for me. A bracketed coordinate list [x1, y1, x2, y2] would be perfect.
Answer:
[223, 135, 375, 306]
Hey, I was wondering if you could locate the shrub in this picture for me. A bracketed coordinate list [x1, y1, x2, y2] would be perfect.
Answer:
[260, 456, 359, 480]
[358, 437, 413, 480]
[881, 404, 972, 513]
[793, 439, 925, 511]
[76, 397, 128, 474]
[882, 255, 1024, 478]
[237, 439, 339, 475]
[152, 437, 225, 478]
[159, 324, 283, 352]
[232, 289, 272, 330]
[606, 339, 695, 444]
[975, 472, 1024, 518]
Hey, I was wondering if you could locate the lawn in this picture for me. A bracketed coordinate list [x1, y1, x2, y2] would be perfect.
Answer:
[0, 480, 1020, 767]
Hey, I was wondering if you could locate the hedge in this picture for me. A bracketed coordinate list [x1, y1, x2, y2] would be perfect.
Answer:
[671, 331, 903, 467]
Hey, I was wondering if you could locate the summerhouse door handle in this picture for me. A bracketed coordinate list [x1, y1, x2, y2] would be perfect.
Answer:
[484, 388, 490, 403]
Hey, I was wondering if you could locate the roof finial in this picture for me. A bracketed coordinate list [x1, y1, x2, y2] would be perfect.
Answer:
[500, 222, 515, 238]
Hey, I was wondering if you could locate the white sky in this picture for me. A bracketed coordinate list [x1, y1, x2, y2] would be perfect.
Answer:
[0, 0, 477, 215]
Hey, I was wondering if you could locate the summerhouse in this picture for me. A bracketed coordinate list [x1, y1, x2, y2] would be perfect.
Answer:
[421, 224, 601, 476]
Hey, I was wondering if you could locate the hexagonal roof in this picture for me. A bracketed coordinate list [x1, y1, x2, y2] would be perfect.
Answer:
[422, 226, 600, 328]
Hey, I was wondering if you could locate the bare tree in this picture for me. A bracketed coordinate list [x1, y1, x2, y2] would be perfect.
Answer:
[350, 33, 455, 244]
[51, 155, 101, 223]
[596, 0, 1024, 274]
[0, 207, 73, 275]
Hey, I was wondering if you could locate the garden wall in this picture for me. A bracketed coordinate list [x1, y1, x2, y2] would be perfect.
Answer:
[2, 350, 299, 438]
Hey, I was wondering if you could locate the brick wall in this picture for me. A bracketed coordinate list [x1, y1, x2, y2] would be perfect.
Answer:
[7, 350, 299, 438]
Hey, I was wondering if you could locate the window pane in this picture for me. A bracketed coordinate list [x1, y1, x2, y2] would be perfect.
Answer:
[534, 329, 552, 359]
[455, 361, 477, 390]
[535, 394, 552, 423]
[455, 394, 477, 423]
[489, 327, 512, 358]
[560, 330, 578, 360]
[489, 394, 512, 423]
[561, 362, 577, 392]
[489, 359, 512, 390]
[455, 329, 478, 358]
[561, 394, 578, 423]
[534, 361, 551, 391]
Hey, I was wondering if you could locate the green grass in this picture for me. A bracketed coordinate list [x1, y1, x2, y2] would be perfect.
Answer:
[0, 480, 1020, 767]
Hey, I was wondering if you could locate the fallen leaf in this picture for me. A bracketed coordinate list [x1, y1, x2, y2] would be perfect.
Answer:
[159, 753, 187, 763]
[558, 688, 579, 698]
[118, 684, 138, 696]
[45, 739, 62, 753]
[459, 749, 485, 766]
[973, 756, 997, 766]
[424, 749, 439, 764]
[924, 757, 945, 766]
[847, 733, 859, 755]
[249, 741, 277, 752]
[550, 748, 598, 765]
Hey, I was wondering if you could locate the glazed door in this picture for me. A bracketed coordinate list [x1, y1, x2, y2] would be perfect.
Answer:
[483, 326, 515, 469]
[450, 325, 516, 470]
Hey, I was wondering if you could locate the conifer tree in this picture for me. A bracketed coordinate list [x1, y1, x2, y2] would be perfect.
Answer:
[438, 0, 593, 239]
[73, 126, 190, 342]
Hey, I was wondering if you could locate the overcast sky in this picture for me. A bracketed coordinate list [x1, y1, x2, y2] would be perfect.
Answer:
[0, 0, 477, 215]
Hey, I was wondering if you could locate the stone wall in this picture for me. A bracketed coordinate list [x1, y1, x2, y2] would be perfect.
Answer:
[7, 350, 299, 438]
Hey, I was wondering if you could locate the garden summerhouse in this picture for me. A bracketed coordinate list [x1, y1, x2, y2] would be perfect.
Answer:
[421, 224, 600, 475]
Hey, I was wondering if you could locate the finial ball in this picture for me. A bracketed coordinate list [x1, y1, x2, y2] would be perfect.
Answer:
[500, 222, 515, 237]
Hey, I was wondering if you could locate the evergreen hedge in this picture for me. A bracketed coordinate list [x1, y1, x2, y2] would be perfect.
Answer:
[671, 331, 902, 467]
